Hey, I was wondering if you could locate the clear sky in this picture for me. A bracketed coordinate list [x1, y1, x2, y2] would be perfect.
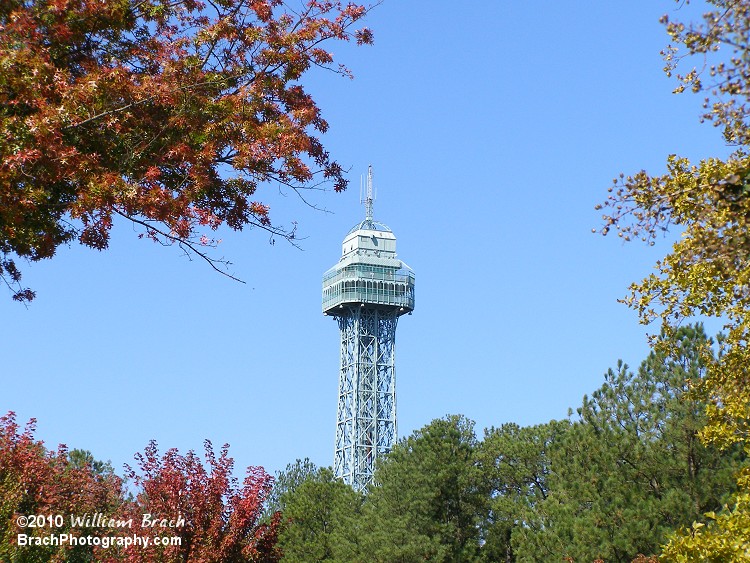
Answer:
[1, 1, 727, 479]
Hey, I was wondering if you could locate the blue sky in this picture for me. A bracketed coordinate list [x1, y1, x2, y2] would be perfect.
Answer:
[1, 1, 727, 479]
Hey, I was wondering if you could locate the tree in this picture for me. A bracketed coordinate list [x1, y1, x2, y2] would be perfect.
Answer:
[597, 1, 750, 557]
[0, 0, 374, 302]
[264, 457, 319, 521]
[361, 415, 487, 563]
[515, 327, 742, 563]
[478, 421, 564, 563]
[111, 439, 280, 562]
[0, 414, 282, 562]
[275, 466, 362, 562]
[68, 448, 116, 477]
[0, 412, 125, 562]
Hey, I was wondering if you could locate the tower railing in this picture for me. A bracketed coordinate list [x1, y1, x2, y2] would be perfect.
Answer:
[322, 264, 414, 285]
[322, 265, 415, 313]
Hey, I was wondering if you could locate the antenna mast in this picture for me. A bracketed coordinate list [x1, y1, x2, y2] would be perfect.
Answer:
[364, 165, 374, 222]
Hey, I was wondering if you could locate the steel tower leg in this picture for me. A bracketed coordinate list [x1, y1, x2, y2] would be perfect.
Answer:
[334, 306, 398, 489]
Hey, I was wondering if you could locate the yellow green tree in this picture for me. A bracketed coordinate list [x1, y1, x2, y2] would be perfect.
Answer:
[598, 1, 750, 558]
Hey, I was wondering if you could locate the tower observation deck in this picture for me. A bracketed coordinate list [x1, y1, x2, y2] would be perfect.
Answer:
[322, 166, 415, 490]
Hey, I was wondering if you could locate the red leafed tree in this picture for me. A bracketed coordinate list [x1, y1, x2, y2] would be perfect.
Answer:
[0, 0, 373, 302]
[0, 412, 125, 561]
[109, 440, 280, 562]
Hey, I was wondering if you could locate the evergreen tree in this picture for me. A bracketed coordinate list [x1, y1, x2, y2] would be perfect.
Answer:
[265, 458, 319, 520]
[276, 466, 362, 563]
[599, 1, 750, 555]
[516, 325, 743, 562]
[362, 415, 487, 563]
[479, 421, 565, 562]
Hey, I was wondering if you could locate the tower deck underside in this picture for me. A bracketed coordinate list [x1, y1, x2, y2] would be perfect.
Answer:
[334, 306, 398, 489]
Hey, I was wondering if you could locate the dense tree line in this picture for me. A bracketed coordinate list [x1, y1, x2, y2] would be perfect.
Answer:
[273, 325, 745, 562]
[1, 326, 744, 561]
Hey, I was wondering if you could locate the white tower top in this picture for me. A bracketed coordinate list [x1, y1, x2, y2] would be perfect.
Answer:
[322, 166, 414, 315]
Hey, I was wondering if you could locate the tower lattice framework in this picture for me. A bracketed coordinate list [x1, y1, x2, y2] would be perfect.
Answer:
[322, 167, 414, 490]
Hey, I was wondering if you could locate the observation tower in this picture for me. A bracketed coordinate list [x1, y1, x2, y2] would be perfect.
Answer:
[322, 166, 415, 489]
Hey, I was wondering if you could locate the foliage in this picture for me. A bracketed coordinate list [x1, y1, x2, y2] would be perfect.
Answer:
[276, 466, 362, 562]
[270, 340, 740, 562]
[0, 412, 281, 562]
[0, 412, 124, 562]
[2, 331, 742, 562]
[68, 448, 116, 477]
[478, 421, 564, 563]
[265, 457, 318, 520]
[361, 415, 487, 563]
[597, 1, 750, 558]
[660, 471, 750, 561]
[114, 439, 280, 562]
[514, 326, 742, 562]
[273, 419, 487, 562]
[0, 0, 374, 302]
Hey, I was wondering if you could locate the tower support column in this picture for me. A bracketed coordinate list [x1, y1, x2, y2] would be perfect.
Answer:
[334, 306, 398, 489]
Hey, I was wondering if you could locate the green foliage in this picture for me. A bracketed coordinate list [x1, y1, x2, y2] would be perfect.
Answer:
[265, 457, 318, 520]
[479, 421, 564, 562]
[273, 335, 741, 562]
[3, 326, 741, 563]
[68, 449, 115, 477]
[598, 1, 750, 557]
[661, 472, 750, 561]
[4, 333, 742, 561]
[276, 466, 362, 562]
[362, 415, 487, 563]
[277, 417, 489, 562]
[514, 326, 742, 562]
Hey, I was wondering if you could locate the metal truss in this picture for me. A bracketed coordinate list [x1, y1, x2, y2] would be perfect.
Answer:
[334, 306, 399, 490]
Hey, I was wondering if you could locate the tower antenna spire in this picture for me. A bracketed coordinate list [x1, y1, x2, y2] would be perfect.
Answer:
[364, 164, 374, 223]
